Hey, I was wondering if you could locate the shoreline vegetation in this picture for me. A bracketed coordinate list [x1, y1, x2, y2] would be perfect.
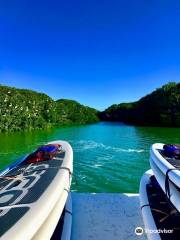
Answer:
[0, 85, 99, 132]
[0, 82, 179, 132]
[100, 82, 180, 127]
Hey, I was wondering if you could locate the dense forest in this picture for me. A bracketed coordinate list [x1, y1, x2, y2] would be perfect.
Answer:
[0, 85, 99, 132]
[0, 82, 179, 132]
[56, 99, 99, 125]
[100, 82, 180, 127]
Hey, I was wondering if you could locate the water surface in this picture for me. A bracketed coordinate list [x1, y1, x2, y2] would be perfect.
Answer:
[0, 122, 179, 193]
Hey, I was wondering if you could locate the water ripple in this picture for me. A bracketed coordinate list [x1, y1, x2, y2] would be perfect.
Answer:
[70, 140, 145, 153]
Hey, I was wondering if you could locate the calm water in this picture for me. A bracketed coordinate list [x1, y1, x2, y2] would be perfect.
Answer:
[0, 122, 180, 193]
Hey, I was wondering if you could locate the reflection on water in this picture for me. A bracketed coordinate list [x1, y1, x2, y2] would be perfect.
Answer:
[0, 122, 180, 193]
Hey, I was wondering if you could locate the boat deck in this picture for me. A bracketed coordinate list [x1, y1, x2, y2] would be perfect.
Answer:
[71, 193, 147, 240]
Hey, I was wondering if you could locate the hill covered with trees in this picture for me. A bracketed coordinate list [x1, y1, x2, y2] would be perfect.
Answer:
[0, 85, 99, 132]
[0, 82, 179, 132]
[56, 99, 99, 125]
[100, 82, 180, 127]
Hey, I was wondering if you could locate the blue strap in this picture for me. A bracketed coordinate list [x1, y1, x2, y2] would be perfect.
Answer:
[37, 145, 58, 153]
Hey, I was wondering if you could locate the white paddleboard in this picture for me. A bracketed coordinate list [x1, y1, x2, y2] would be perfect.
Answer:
[0, 140, 73, 240]
[150, 143, 180, 212]
[140, 169, 180, 240]
[139, 169, 161, 240]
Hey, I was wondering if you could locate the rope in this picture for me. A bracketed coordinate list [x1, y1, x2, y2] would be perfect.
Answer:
[165, 168, 180, 201]
[0, 164, 74, 193]
[65, 209, 72, 216]
[0, 164, 33, 187]
[141, 204, 150, 210]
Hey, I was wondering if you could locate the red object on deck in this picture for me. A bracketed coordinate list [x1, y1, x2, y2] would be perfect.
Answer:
[25, 144, 61, 164]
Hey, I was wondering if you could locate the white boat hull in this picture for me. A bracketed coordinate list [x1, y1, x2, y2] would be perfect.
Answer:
[150, 143, 180, 212]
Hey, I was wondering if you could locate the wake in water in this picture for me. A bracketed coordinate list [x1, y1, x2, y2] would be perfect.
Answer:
[70, 140, 145, 153]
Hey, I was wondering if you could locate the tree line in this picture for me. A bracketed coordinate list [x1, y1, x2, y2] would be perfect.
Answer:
[0, 85, 99, 132]
[0, 82, 179, 132]
[99, 82, 180, 127]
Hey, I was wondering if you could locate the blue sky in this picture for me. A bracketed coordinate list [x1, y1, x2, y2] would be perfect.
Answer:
[0, 0, 180, 110]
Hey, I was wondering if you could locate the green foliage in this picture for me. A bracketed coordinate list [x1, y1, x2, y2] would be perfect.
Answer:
[100, 82, 180, 127]
[56, 99, 99, 125]
[1, 82, 178, 131]
[0, 85, 99, 132]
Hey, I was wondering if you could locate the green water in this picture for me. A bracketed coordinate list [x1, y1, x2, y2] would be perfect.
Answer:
[0, 122, 180, 193]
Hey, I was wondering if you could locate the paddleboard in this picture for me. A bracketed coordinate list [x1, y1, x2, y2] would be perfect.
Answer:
[0, 140, 73, 240]
[140, 169, 180, 240]
[150, 143, 180, 212]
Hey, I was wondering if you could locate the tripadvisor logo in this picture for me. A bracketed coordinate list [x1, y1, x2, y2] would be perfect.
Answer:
[135, 227, 174, 236]
[135, 227, 144, 236]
